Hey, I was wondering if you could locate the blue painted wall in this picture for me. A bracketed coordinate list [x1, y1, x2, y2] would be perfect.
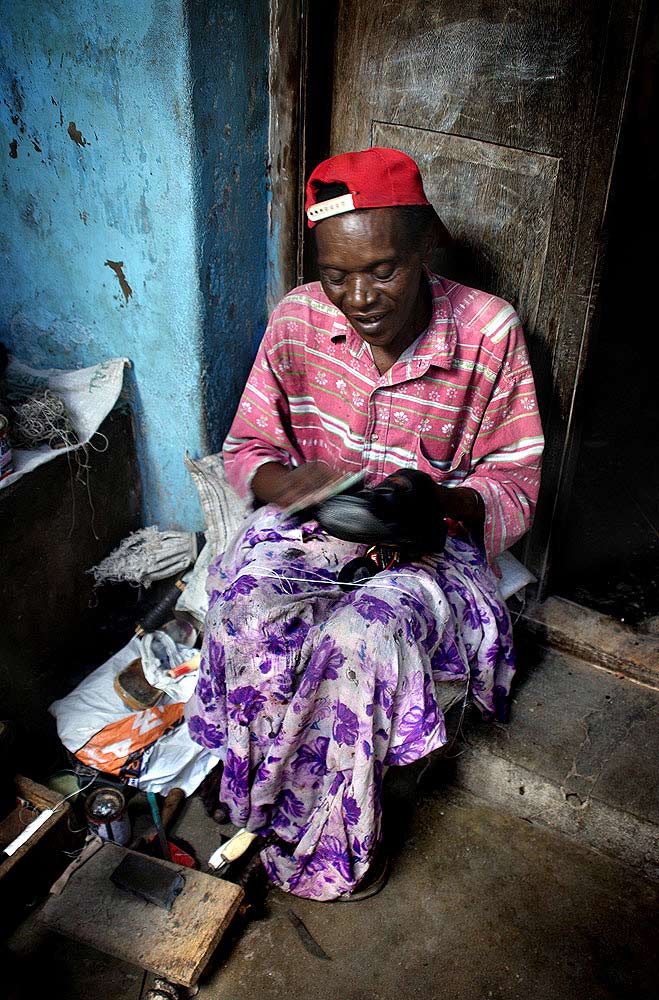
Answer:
[188, 0, 270, 454]
[0, 0, 269, 528]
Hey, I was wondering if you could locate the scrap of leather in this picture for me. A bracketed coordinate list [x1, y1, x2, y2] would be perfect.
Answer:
[49, 835, 104, 896]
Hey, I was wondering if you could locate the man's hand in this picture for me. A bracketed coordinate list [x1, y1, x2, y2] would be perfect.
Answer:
[252, 461, 341, 510]
[430, 481, 485, 525]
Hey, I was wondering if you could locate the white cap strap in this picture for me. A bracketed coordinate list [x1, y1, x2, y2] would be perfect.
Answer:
[307, 193, 356, 223]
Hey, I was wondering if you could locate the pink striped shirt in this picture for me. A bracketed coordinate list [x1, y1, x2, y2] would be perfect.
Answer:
[223, 272, 544, 560]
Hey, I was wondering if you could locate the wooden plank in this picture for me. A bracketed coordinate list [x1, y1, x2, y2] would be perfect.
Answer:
[268, 0, 303, 309]
[40, 843, 244, 987]
[0, 776, 69, 884]
[519, 596, 659, 689]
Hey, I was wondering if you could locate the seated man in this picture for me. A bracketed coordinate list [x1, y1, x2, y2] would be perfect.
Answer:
[186, 147, 544, 901]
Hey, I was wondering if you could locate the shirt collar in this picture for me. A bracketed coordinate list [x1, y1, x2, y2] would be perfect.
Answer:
[328, 270, 457, 370]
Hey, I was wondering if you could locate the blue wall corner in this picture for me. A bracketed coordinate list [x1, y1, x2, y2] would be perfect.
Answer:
[188, 0, 270, 454]
[0, 0, 271, 530]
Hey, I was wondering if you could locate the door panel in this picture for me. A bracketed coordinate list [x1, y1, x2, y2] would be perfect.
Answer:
[373, 122, 560, 331]
[331, 1, 602, 157]
[310, 0, 642, 590]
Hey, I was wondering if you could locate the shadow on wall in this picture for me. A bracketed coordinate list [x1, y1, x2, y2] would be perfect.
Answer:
[188, 0, 270, 456]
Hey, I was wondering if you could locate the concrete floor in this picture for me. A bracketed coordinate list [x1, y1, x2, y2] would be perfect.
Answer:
[197, 786, 659, 1000]
[5, 647, 659, 1000]
[7, 779, 658, 1000]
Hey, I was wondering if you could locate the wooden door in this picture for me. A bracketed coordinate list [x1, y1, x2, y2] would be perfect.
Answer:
[297, 0, 642, 594]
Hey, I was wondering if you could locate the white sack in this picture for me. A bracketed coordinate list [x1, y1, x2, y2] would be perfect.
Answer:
[1, 356, 128, 490]
[49, 636, 217, 796]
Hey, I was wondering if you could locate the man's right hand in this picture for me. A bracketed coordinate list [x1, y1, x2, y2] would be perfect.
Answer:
[251, 462, 341, 510]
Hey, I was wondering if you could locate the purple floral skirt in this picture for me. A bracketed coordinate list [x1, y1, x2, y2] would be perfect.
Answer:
[186, 506, 514, 900]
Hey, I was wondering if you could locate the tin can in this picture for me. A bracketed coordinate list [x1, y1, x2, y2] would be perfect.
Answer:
[85, 786, 132, 845]
[0, 415, 13, 481]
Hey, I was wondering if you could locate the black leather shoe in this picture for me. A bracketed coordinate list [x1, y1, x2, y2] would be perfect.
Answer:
[317, 470, 447, 552]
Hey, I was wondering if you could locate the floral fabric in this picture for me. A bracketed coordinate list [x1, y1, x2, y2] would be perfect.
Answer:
[186, 504, 515, 900]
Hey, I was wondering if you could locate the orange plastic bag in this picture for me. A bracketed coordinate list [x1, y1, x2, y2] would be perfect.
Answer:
[76, 703, 185, 780]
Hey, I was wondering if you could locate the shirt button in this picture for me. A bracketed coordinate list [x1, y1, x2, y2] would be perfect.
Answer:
[371, 432, 379, 441]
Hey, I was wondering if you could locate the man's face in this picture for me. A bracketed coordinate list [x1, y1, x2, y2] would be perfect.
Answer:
[315, 208, 429, 357]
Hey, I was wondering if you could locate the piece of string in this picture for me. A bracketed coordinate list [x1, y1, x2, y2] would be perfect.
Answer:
[509, 591, 527, 626]
[50, 771, 98, 817]
[3, 379, 109, 540]
[9, 388, 78, 450]
[261, 562, 512, 760]
[242, 564, 515, 777]
[10, 772, 97, 850]
[7, 384, 87, 532]
[253, 564, 475, 739]
[250, 566, 430, 595]
[66, 432, 109, 541]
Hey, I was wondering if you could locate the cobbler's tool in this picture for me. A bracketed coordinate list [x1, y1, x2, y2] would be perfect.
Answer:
[287, 908, 331, 961]
[111, 852, 184, 910]
[283, 469, 365, 517]
[147, 791, 171, 861]
[130, 787, 184, 851]
[131, 788, 196, 868]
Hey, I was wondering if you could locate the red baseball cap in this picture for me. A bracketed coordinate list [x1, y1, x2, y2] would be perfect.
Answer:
[305, 147, 431, 227]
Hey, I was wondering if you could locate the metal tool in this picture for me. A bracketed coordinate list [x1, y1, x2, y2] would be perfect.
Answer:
[147, 790, 171, 861]
[208, 827, 257, 876]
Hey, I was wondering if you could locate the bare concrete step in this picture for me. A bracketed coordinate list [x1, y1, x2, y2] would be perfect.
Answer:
[435, 646, 659, 881]
[520, 596, 659, 687]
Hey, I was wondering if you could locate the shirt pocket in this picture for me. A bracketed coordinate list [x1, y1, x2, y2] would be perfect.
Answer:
[414, 434, 470, 484]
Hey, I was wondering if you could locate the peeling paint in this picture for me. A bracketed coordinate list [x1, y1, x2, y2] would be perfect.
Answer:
[0, 0, 268, 530]
[67, 121, 87, 146]
[11, 77, 24, 115]
[104, 260, 132, 302]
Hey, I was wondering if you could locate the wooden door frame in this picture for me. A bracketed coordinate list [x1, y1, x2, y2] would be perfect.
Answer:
[266, 0, 644, 599]
[520, 1, 645, 593]
[266, 0, 304, 313]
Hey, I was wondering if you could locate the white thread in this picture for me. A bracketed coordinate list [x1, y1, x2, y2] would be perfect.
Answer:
[253, 564, 481, 718]
[250, 566, 427, 594]
[9, 388, 78, 449]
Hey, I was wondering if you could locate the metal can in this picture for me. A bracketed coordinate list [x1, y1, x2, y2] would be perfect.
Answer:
[84, 786, 132, 845]
[0, 414, 13, 481]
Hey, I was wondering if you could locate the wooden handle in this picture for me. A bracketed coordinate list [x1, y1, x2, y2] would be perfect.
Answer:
[160, 787, 185, 832]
